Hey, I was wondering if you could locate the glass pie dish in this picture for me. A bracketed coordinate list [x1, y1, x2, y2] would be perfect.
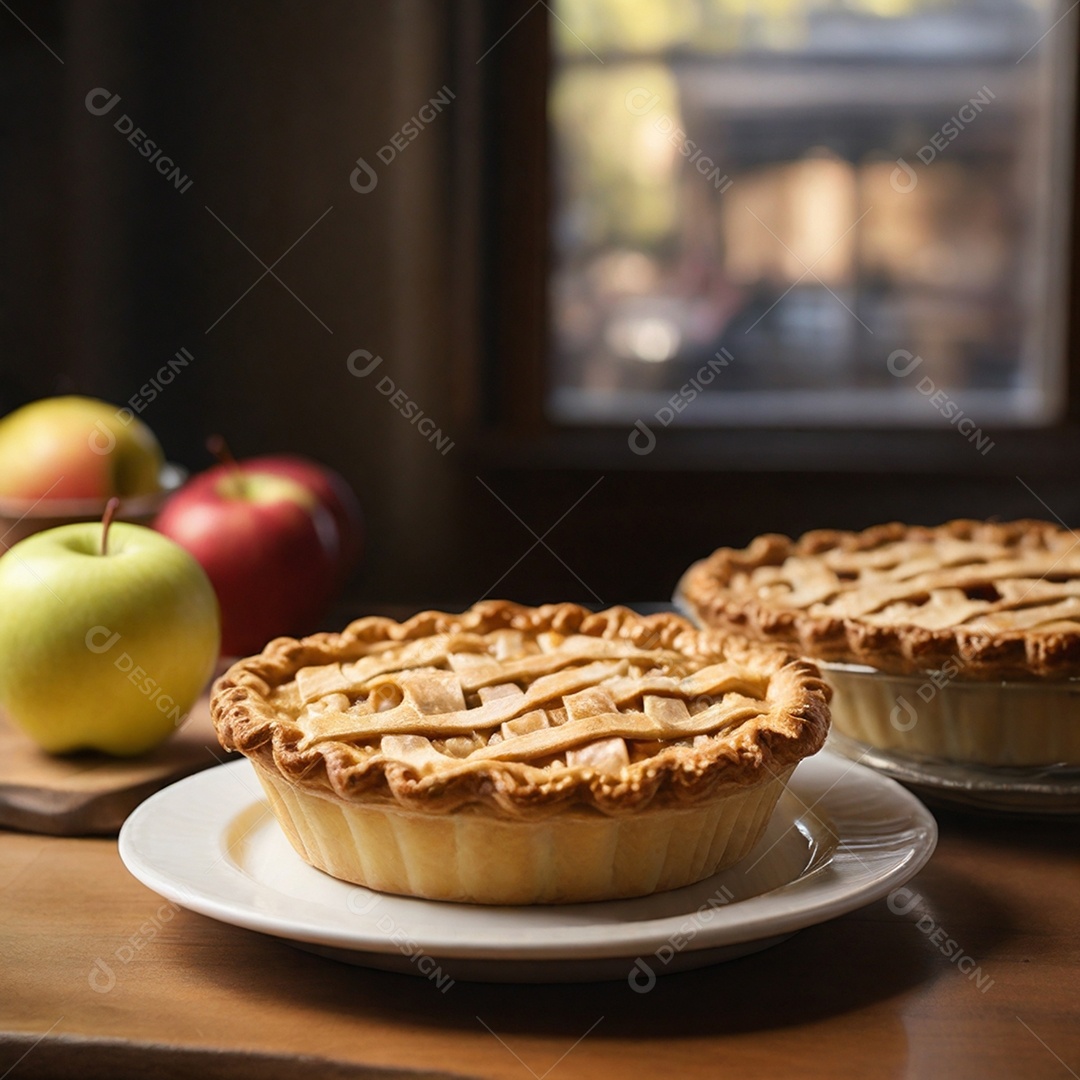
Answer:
[818, 660, 1080, 814]
[819, 660, 1080, 767]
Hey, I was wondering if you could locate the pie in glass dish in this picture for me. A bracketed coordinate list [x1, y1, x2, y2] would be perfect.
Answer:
[211, 602, 829, 904]
[676, 519, 1080, 769]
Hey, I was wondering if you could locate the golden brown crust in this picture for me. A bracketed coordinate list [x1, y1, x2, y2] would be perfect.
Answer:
[677, 519, 1080, 679]
[210, 601, 830, 820]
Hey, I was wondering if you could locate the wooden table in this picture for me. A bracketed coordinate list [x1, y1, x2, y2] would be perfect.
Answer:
[2, 785, 1078, 1079]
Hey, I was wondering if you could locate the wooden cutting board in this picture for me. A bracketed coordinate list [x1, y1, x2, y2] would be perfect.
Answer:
[0, 675, 233, 837]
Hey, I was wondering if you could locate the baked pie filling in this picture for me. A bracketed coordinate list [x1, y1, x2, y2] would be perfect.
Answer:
[212, 602, 829, 904]
[677, 520, 1080, 767]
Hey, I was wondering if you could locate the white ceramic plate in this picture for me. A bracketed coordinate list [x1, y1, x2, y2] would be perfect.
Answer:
[119, 753, 937, 983]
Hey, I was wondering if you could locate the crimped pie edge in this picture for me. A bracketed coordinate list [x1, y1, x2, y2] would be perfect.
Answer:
[677, 518, 1080, 679]
[210, 601, 831, 820]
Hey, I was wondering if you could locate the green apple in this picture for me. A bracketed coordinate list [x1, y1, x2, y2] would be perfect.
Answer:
[0, 396, 164, 501]
[0, 516, 220, 755]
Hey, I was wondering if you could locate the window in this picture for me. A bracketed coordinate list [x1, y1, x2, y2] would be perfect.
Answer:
[547, 0, 1076, 432]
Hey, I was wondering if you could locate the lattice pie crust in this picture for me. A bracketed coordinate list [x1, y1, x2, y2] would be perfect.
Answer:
[677, 520, 1080, 767]
[211, 602, 829, 904]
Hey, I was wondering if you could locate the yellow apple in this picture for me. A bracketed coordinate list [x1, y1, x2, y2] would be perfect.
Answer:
[0, 516, 220, 755]
[0, 396, 164, 500]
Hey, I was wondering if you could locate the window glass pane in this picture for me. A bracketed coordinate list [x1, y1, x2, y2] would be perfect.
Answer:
[548, 0, 1076, 429]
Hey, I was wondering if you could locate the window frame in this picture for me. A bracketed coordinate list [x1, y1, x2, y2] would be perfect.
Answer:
[463, 0, 1080, 477]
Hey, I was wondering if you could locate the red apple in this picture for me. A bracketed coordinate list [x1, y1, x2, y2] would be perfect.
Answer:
[244, 454, 363, 579]
[154, 464, 341, 656]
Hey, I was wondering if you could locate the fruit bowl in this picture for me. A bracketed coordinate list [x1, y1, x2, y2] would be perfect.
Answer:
[0, 463, 186, 549]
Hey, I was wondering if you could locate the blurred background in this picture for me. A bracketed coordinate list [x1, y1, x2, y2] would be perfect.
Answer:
[2, 0, 1079, 610]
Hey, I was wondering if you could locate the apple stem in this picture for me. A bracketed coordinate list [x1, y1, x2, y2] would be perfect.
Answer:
[101, 497, 120, 556]
[207, 434, 238, 470]
[207, 435, 246, 497]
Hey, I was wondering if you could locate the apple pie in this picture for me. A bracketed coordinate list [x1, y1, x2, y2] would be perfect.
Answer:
[677, 519, 1080, 767]
[211, 602, 830, 904]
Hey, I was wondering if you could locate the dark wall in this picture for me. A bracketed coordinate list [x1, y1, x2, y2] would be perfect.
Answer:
[1, 1, 465, 608]
[2, 1, 1078, 618]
